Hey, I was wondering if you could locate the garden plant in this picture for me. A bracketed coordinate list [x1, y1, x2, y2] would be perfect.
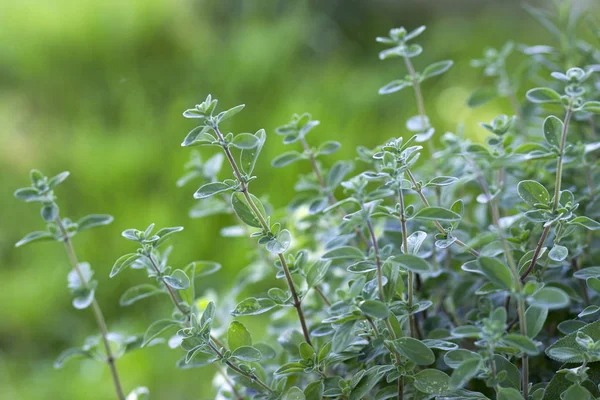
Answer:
[13, 2, 600, 399]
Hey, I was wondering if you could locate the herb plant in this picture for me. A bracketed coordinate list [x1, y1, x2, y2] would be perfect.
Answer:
[14, 2, 600, 399]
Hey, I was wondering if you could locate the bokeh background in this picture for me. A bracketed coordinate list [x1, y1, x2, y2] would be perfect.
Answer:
[1, 0, 598, 398]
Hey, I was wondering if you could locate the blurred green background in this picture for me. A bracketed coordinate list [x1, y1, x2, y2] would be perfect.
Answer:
[1, 0, 596, 398]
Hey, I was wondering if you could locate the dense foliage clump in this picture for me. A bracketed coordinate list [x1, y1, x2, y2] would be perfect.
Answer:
[14, 2, 600, 399]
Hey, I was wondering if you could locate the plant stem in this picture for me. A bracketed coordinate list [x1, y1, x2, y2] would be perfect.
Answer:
[397, 184, 417, 338]
[214, 126, 313, 346]
[207, 340, 274, 395]
[144, 267, 270, 397]
[56, 218, 125, 400]
[364, 208, 403, 399]
[147, 255, 188, 316]
[366, 217, 385, 303]
[553, 108, 573, 210]
[522, 106, 573, 282]
[403, 55, 426, 130]
[405, 169, 480, 257]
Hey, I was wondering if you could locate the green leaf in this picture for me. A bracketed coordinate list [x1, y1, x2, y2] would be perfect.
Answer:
[350, 365, 389, 400]
[218, 104, 245, 122]
[77, 214, 113, 232]
[587, 277, 600, 294]
[497, 387, 524, 400]
[154, 226, 184, 247]
[444, 349, 480, 368]
[379, 79, 409, 95]
[390, 337, 435, 365]
[451, 326, 481, 339]
[525, 305, 548, 338]
[231, 345, 262, 362]
[546, 320, 600, 363]
[299, 342, 315, 360]
[562, 384, 593, 400]
[163, 269, 190, 290]
[54, 347, 90, 368]
[546, 347, 582, 362]
[394, 254, 432, 273]
[542, 363, 600, 400]
[41, 203, 59, 222]
[110, 253, 140, 278]
[517, 180, 549, 205]
[181, 125, 210, 146]
[306, 260, 331, 288]
[231, 133, 260, 149]
[272, 151, 304, 167]
[275, 362, 306, 375]
[231, 297, 277, 316]
[120, 284, 162, 306]
[240, 129, 266, 175]
[578, 305, 600, 318]
[326, 161, 353, 189]
[317, 341, 332, 363]
[543, 115, 563, 147]
[194, 182, 232, 199]
[332, 320, 357, 353]
[318, 141, 341, 155]
[266, 229, 292, 254]
[284, 387, 306, 400]
[413, 369, 450, 395]
[526, 87, 562, 103]
[467, 86, 497, 107]
[304, 381, 324, 400]
[425, 176, 458, 187]
[548, 245, 568, 262]
[228, 321, 252, 351]
[503, 334, 539, 355]
[478, 257, 515, 291]
[422, 60, 453, 79]
[322, 246, 364, 260]
[231, 192, 262, 228]
[528, 287, 570, 310]
[199, 301, 215, 331]
[15, 231, 54, 247]
[574, 267, 600, 279]
[48, 171, 70, 188]
[412, 207, 461, 222]
[581, 101, 600, 113]
[404, 231, 427, 254]
[142, 319, 179, 347]
[14, 187, 41, 202]
[359, 300, 389, 319]
[568, 216, 600, 230]
[178, 262, 196, 306]
[449, 357, 482, 389]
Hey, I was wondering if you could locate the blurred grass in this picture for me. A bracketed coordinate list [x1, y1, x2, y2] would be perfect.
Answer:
[1, 0, 594, 398]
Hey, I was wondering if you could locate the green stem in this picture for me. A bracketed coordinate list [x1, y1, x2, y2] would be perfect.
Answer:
[365, 216, 385, 303]
[207, 341, 274, 395]
[56, 218, 125, 400]
[403, 55, 426, 130]
[147, 255, 188, 316]
[553, 107, 573, 210]
[522, 106, 573, 282]
[397, 183, 417, 338]
[214, 126, 313, 346]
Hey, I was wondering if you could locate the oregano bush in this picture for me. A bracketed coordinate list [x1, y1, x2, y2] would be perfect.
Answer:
[13, 2, 600, 399]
